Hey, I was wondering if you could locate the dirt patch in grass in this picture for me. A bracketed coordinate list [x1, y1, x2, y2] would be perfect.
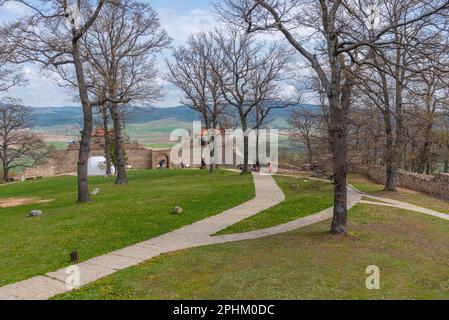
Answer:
[0, 197, 54, 208]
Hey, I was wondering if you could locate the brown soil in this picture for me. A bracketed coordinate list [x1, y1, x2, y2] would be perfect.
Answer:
[0, 197, 54, 208]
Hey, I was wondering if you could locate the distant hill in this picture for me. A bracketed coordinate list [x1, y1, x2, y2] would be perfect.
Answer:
[30, 104, 318, 129]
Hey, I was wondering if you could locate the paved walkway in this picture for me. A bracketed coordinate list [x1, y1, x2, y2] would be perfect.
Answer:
[357, 192, 449, 222]
[1, 175, 447, 300]
[0, 173, 284, 300]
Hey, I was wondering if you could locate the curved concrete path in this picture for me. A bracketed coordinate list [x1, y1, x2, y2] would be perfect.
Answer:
[1, 174, 447, 300]
[357, 191, 449, 222]
[0, 173, 284, 300]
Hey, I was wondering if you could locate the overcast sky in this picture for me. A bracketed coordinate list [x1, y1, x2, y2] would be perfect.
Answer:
[0, 0, 218, 108]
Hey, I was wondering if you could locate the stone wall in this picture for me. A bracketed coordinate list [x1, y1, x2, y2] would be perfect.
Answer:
[18, 141, 174, 180]
[352, 165, 449, 200]
[17, 138, 233, 180]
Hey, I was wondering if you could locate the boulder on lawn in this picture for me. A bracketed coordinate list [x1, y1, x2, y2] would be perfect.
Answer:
[90, 188, 100, 196]
[172, 206, 183, 215]
[29, 210, 42, 218]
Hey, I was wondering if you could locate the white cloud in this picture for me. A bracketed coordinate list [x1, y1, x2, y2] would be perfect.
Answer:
[0, 1, 33, 22]
[154, 7, 221, 107]
[4, 65, 78, 107]
[0, 2, 304, 108]
[0, 3, 219, 108]
[158, 7, 218, 46]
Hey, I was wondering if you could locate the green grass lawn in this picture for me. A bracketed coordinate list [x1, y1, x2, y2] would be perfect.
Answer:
[55, 203, 449, 300]
[215, 177, 333, 235]
[0, 169, 254, 287]
[349, 173, 449, 214]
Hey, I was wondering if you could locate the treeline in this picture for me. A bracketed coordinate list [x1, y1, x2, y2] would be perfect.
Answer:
[217, 0, 449, 234]
[0, 0, 170, 201]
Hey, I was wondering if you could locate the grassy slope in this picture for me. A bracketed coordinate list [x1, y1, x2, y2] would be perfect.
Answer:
[349, 173, 449, 214]
[0, 169, 254, 286]
[215, 176, 333, 235]
[56, 204, 449, 300]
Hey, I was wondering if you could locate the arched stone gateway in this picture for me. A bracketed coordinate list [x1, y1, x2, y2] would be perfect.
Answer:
[151, 150, 172, 169]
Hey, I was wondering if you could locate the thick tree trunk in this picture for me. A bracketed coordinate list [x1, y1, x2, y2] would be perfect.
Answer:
[72, 41, 92, 203]
[417, 122, 433, 174]
[392, 44, 406, 181]
[329, 75, 351, 235]
[329, 105, 349, 235]
[102, 106, 112, 176]
[110, 104, 128, 185]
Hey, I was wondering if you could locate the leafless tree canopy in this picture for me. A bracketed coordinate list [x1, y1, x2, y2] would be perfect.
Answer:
[0, 98, 49, 181]
[167, 32, 225, 129]
[168, 27, 293, 173]
[2, 0, 108, 202]
[216, 0, 449, 234]
[80, 0, 171, 184]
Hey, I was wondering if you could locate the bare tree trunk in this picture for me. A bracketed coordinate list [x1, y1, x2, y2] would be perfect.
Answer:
[243, 135, 249, 174]
[209, 134, 215, 173]
[256, 127, 260, 164]
[329, 117, 348, 234]
[101, 105, 112, 176]
[73, 41, 92, 203]
[306, 142, 313, 164]
[383, 110, 398, 191]
[417, 122, 433, 174]
[109, 104, 128, 185]
[330, 79, 351, 235]
[2, 159, 9, 181]
[393, 46, 406, 183]
[239, 112, 249, 174]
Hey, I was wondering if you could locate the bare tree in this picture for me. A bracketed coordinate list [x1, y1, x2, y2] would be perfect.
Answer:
[0, 7, 25, 92]
[4, 0, 107, 202]
[288, 108, 318, 164]
[0, 98, 49, 181]
[354, 2, 449, 188]
[0, 48, 24, 92]
[217, 0, 449, 234]
[167, 32, 226, 172]
[81, 0, 171, 184]
[215, 27, 291, 174]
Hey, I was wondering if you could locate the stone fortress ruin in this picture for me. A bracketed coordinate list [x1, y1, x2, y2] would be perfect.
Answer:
[19, 139, 173, 180]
